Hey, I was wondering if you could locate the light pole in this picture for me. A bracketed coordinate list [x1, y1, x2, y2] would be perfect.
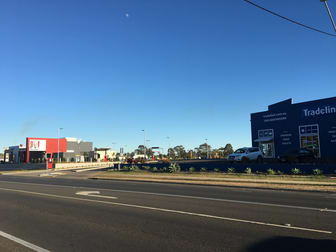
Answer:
[112, 142, 117, 160]
[205, 138, 209, 159]
[321, 0, 336, 32]
[142, 130, 146, 158]
[58, 128, 63, 163]
[166, 136, 170, 158]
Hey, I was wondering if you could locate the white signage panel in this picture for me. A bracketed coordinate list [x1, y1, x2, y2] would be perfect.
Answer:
[29, 139, 46, 151]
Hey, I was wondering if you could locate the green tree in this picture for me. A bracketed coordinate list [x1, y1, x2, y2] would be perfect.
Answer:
[137, 145, 145, 155]
[168, 148, 176, 159]
[198, 143, 211, 159]
[174, 145, 187, 159]
[223, 144, 233, 157]
[146, 148, 154, 158]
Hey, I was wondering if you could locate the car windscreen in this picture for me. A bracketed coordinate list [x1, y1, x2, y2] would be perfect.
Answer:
[234, 149, 246, 154]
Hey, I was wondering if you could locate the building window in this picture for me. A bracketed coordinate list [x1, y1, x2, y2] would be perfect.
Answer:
[258, 129, 274, 138]
[299, 124, 320, 158]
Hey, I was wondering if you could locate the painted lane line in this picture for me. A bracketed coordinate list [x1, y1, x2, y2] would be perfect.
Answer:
[1, 180, 335, 213]
[94, 189, 336, 213]
[0, 230, 50, 252]
[75, 191, 118, 199]
[0, 187, 332, 235]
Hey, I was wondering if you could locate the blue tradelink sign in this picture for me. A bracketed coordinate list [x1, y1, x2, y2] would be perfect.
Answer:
[250, 97, 336, 160]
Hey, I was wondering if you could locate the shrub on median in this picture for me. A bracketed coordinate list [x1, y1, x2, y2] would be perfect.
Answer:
[122, 165, 129, 171]
[142, 165, 151, 171]
[313, 169, 323, 175]
[291, 168, 300, 175]
[200, 167, 207, 172]
[267, 169, 276, 175]
[168, 163, 181, 173]
[189, 167, 195, 172]
[129, 165, 140, 172]
[151, 167, 158, 172]
[214, 168, 220, 173]
[227, 167, 235, 173]
[244, 167, 252, 174]
[276, 170, 284, 175]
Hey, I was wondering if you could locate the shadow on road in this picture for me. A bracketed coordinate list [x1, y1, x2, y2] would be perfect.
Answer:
[243, 236, 336, 252]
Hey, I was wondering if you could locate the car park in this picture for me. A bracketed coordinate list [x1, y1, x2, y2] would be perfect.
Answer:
[227, 147, 263, 163]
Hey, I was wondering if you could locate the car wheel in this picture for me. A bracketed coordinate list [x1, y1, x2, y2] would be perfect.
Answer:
[257, 156, 263, 163]
[241, 157, 248, 163]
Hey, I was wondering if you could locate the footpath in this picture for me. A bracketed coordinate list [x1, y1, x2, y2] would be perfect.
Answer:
[90, 172, 336, 192]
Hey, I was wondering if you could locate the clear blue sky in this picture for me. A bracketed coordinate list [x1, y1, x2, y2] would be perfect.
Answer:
[1, 0, 335, 153]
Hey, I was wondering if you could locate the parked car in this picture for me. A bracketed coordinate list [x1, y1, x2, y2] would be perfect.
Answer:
[278, 149, 316, 163]
[227, 147, 263, 163]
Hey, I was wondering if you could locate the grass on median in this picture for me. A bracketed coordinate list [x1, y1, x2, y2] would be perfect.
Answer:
[105, 169, 336, 183]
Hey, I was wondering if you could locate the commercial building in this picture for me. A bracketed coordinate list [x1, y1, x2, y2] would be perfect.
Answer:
[94, 148, 116, 162]
[251, 97, 336, 160]
[63, 138, 93, 162]
[3, 137, 93, 163]
[3, 145, 26, 163]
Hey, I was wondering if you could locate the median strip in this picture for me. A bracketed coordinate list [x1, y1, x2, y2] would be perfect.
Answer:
[89, 172, 336, 192]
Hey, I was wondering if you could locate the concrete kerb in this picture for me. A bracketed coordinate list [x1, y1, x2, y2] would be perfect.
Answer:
[87, 173, 336, 192]
[0, 162, 118, 175]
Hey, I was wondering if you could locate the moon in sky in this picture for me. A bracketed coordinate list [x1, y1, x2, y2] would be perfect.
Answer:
[125, 13, 129, 18]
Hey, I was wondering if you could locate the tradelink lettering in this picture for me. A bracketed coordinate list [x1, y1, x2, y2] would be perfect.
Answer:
[303, 106, 336, 117]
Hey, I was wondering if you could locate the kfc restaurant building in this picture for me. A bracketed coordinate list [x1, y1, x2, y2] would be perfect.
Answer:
[26, 137, 67, 163]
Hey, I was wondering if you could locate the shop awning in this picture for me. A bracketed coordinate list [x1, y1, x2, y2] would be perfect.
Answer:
[254, 136, 273, 142]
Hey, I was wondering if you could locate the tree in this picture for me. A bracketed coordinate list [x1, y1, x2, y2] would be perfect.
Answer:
[223, 144, 233, 156]
[173, 145, 188, 159]
[168, 148, 176, 159]
[137, 145, 145, 155]
[217, 144, 233, 158]
[198, 143, 211, 159]
[146, 148, 153, 158]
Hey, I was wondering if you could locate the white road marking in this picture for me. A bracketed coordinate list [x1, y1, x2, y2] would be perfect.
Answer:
[50, 172, 65, 175]
[1, 180, 335, 213]
[76, 191, 118, 199]
[39, 174, 52, 177]
[0, 230, 50, 252]
[0, 186, 332, 235]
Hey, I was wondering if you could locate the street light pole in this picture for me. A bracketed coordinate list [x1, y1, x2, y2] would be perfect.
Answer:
[58, 128, 63, 163]
[321, 0, 336, 32]
[142, 130, 146, 158]
[205, 138, 209, 159]
[166, 136, 170, 158]
[112, 142, 117, 160]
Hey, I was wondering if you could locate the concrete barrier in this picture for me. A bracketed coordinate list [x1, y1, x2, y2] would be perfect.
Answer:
[54, 162, 116, 170]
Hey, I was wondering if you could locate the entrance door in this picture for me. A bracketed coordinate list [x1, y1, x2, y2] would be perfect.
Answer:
[260, 142, 274, 158]
[257, 129, 275, 158]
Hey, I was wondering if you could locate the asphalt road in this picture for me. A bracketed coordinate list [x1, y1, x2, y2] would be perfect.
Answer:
[0, 174, 335, 251]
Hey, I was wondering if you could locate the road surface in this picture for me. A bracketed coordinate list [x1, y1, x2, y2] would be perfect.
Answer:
[0, 173, 335, 251]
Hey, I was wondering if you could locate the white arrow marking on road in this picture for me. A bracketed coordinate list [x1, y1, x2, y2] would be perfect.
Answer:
[75, 191, 118, 199]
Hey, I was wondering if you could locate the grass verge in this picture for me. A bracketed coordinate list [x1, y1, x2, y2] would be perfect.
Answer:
[90, 171, 336, 192]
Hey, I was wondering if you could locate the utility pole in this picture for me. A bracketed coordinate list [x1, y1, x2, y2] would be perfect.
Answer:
[57, 128, 63, 163]
[167, 136, 170, 159]
[205, 138, 209, 159]
[142, 130, 146, 158]
[321, 0, 336, 32]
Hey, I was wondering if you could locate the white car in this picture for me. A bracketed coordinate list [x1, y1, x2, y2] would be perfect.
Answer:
[227, 147, 263, 162]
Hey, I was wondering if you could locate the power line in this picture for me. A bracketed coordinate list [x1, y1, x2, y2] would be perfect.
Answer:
[243, 0, 336, 37]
